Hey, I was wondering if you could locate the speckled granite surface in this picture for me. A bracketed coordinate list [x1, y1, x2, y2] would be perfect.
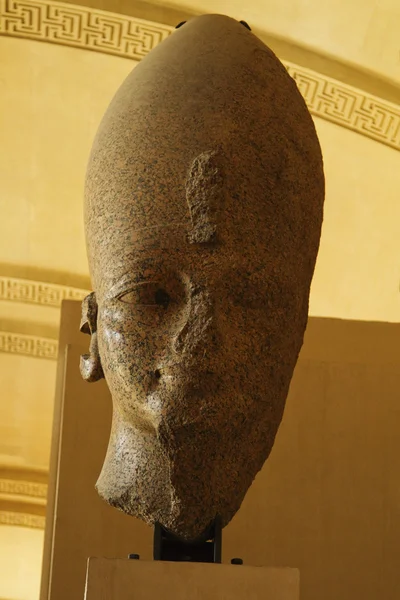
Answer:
[80, 14, 325, 540]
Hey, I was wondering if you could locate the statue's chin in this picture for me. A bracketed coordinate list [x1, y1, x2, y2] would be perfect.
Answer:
[94, 417, 175, 527]
[95, 451, 226, 541]
[94, 406, 267, 540]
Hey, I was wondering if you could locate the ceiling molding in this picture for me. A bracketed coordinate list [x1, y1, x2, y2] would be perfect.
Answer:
[0, 466, 48, 529]
[0, 479, 47, 499]
[285, 63, 400, 151]
[0, 0, 399, 151]
[0, 277, 90, 357]
[0, 331, 58, 359]
[0, 510, 45, 529]
[0, 276, 89, 307]
[0, 0, 171, 59]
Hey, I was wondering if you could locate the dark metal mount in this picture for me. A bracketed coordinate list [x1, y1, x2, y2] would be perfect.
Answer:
[128, 516, 243, 564]
[153, 516, 222, 563]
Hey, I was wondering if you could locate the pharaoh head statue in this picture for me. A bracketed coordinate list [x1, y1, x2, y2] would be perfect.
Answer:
[81, 14, 324, 540]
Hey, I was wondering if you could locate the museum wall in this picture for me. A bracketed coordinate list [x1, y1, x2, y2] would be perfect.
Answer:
[0, 527, 44, 600]
[309, 120, 400, 322]
[0, 36, 133, 282]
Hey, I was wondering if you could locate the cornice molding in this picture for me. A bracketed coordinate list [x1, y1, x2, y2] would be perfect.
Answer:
[0, 331, 58, 359]
[0, 0, 171, 59]
[0, 277, 90, 357]
[0, 0, 399, 151]
[0, 478, 47, 498]
[0, 276, 89, 307]
[0, 510, 45, 528]
[0, 466, 48, 529]
[285, 63, 400, 151]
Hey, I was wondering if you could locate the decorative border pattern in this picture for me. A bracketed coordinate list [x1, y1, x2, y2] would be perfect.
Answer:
[0, 0, 399, 151]
[286, 63, 400, 151]
[0, 510, 45, 528]
[0, 0, 171, 59]
[0, 277, 89, 358]
[0, 276, 89, 307]
[0, 331, 58, 359]
[0, 467, 48, 529]
[0, 478, 47, 498]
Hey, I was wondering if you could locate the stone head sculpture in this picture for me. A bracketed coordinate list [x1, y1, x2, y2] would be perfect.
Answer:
[81, 14, 324, 540]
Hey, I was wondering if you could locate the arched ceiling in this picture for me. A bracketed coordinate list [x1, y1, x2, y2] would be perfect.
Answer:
[0, 1, 399, 598]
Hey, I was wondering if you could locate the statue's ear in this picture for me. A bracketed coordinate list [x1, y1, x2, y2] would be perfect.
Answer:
[80, 291, 97, 334]
[79, 292, 104, 383]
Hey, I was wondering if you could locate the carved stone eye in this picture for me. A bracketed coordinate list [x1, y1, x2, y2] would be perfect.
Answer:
[119, 283, 171, 309]
[154, 288, 171, 309]
[175, 21, 186, 29]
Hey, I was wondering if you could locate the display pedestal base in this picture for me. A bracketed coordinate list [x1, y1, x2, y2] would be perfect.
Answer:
[84, 558, 299, 599]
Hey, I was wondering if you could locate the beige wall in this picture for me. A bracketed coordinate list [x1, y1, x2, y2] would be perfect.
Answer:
[311, 118, 400, 322]
[0, 36, 134, 281]
[0, 353, 56, 468]
[0, 526, 44, 600]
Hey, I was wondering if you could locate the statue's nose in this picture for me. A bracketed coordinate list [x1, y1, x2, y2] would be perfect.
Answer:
[173, 288, 218, 357]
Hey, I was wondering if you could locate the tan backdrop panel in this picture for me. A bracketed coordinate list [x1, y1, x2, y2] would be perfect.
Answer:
[41, 301, 400, 600]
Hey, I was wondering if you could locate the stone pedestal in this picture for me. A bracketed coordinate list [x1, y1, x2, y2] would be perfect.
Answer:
[84, 558, 299, 600]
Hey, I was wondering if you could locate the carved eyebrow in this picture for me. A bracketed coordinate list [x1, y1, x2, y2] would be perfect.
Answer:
[105, 263, 158, 300]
